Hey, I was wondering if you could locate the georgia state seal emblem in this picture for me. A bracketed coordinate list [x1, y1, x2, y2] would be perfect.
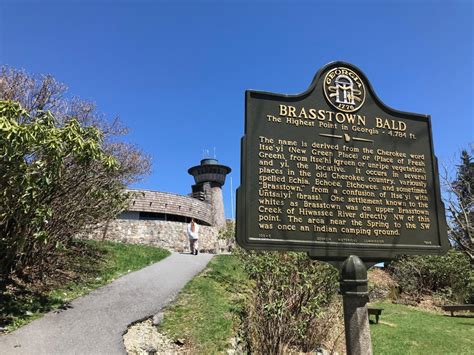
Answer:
[323, 67, 366, 112]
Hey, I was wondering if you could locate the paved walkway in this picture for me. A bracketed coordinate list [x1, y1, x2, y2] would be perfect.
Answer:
[0, 252, 214, 355]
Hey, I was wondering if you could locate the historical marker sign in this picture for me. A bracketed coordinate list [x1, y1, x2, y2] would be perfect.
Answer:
[236, 61, 449, 261]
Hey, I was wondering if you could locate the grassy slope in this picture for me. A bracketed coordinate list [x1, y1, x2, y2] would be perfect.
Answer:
[157, 257, 473, 355]
[371, 302, 474, 354]
[1, 240, 170, 332]
[158, 255, 248, 354]
[49, 241, 171, 302]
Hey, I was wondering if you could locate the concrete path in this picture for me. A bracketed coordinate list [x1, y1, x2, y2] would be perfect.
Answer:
[0, 252, 214, 355]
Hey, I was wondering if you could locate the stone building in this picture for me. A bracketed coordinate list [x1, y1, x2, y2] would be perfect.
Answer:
[92, 158, 232, 253]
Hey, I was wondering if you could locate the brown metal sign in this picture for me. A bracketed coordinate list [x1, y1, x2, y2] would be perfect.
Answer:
[236, 61, 449, 261]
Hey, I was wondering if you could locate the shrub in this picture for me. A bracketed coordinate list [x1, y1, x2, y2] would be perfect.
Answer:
[0, 67, 150, 282]
[0, 101, 126, 278]
[388, 249, 473, 303]
[217, 220, 236, 252]
[238, 250, 339, 354]
[368, 268, 398, 302]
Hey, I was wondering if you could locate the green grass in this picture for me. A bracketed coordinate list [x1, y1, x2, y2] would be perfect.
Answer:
[370, 302, 474, 354]
[1, 240, 170, 332]
[155, 258, 473, 354]
[158, 255, 249, 354]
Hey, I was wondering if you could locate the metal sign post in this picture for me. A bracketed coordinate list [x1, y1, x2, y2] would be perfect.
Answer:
[340, 255, 372, 355]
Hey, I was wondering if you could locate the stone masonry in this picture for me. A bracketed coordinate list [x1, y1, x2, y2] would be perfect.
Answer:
[94, 219, 231, 253]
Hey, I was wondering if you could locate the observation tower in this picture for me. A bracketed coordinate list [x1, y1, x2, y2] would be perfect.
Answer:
[188, 158, 231, 229]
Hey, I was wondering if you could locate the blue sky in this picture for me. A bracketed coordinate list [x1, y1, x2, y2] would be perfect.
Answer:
[1, 0, 472, 218]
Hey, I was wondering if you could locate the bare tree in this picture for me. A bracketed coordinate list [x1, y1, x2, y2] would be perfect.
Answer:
[0, 66, 151, 182]
[442, 146, 474, 263]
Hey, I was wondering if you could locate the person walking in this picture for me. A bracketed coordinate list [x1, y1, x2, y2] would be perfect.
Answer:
[187, 218, 200, 255]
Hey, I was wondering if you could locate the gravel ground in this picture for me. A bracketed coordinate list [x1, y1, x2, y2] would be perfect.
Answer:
[123, 319, 188, 354]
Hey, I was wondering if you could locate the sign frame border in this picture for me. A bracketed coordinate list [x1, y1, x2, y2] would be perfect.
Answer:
[236, 61, 449, 262]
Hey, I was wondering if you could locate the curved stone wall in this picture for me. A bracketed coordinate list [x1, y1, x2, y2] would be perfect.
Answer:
[92, 219, 231, 253]
[127, 189, 213, 225]
[87, 188, 233, 252]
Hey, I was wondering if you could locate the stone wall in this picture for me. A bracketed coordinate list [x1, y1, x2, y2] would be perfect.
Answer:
[90, 219, 231, 253]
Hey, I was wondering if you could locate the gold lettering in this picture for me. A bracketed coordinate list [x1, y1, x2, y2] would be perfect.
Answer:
[375, 117, 407, 131]
[298, 107, 308, 118]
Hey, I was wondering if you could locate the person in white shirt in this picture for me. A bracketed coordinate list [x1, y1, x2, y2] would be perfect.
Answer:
[187, 218, 200, 255]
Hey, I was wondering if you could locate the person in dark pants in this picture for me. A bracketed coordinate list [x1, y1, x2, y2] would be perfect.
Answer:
[187, 218, 200, 255]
